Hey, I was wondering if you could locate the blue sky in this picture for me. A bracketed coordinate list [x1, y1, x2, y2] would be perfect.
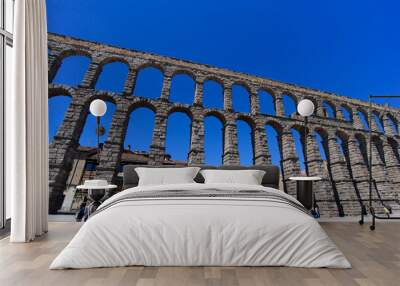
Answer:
[47, 0, 400, 167]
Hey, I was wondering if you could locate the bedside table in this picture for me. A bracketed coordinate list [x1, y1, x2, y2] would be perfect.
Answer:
[289, 176, 321, 211]
[77, 180, 117, 221]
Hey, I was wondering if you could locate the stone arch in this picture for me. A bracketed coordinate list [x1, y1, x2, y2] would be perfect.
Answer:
[354, 133, 369, 166]
[171, 69, 196, 80]
[312, 127, 331, 166]
[51, 53, 91, 86]
[136, 61, 166, 74]
[282, 93, 297, 117]
[166, 111, 193, 161]
[313, 126, 329, 140]
[372, 111, 385, 133]
[203, 79, 224, 109]
[236, 119, 254, 165]
[204, 114, 224, 165]
[204, 110, 226, 125]
[387, 113, 399, 134]
[290, 126, 306, 172]
[203, 75, 225, 86]
[232, 83, 251, 113]
[312, 128, 328, 162]
[265, 119, 284, 134]
[169, 73, 196, 104]
[49, 48, 92, 81]
[236, 114, 256, 130]
[340, 104, 353, 121]
[133, 65, 164, 99]
[168, 105, 194, 120]
[86, 91, 119, 106]
[124, 106, 156, 152]
[371, 135, 386, 165]
[98, 56, 130, 67]
[94, 61, 129, 93]
[336, 130, 350, 143]
[264, 122, 283, 176]
[357, 108, 370, 129]
[48, 85, 75, 99]
[127, 100, 158, 115]
[258, 88, 276, 115]
[57, 48, 93, 61]
[322, 100, 336, 118]
[48, 92, 73, 143]
[335, 131, 352, 169]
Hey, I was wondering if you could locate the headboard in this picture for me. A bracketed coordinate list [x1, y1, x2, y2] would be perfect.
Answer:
[123, 165, 280, 190]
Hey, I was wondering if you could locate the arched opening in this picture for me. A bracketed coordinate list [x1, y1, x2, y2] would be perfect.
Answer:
[323, 101, 336, 118]
[95, 62, 129, 93]
[169, 73, 195, 104]
[204, 115, 224, 165]
[291, 128, 306, 172]
[133, 66, 164, 99]
[336, 136, 346, 157]
[258, 90, 275, 115]
[340, 105, 352, 121]
[372, 136, 386, 165]
[79, 100, 116, 147]
[232, 84, 250, 113]
[124, 107, 155, 152]
[52, 55, 91, 86]
[165, 112, 192, 161]
[313, 131, 328, 161]
[265, 124, 282, 168]
[355, 134, 369, 166]
[387, 114, 399, 134]
[372, 112, 384, 133]
[203, 80, 224, 109]
[48, 95, 72, 143]
[236, 119, 254, 165]
[282, 94, 297, 117]
[358, 109, 369, 129]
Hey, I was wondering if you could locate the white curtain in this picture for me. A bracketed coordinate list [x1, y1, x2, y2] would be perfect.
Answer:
[7, 0, 49, 242]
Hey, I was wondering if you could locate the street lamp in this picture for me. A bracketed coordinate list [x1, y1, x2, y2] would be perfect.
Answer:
[297, 99, 315, 175]
[89, 99, 107, 162]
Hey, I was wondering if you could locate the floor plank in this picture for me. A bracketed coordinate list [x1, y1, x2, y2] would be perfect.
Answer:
[0, 221, 399, 286]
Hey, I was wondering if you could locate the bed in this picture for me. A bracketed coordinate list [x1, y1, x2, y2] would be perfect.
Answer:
[50, 165, 350, 269]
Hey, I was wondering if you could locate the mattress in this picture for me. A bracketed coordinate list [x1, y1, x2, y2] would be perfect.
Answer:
[50, 183, 351, 269]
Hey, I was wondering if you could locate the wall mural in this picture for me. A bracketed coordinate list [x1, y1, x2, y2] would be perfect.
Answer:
[48, 33, 400, 217]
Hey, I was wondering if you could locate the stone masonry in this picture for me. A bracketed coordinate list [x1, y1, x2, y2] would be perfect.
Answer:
[47, 33, 400, 216]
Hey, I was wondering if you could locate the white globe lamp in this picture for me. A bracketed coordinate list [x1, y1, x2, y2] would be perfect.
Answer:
[89, 99, 107, 117]
[297, 99, 315, 117]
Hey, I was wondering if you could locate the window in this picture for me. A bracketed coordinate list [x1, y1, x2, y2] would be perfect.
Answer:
[1, 0, 14, 229]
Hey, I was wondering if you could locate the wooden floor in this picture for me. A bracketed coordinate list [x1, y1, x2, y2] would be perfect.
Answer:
[0, 222, 399, 286]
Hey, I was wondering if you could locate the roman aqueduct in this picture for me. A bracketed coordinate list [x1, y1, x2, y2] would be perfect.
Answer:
[48, 33, 400, 216]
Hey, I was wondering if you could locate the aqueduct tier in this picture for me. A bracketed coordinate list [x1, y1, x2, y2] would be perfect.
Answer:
[47, 32, 400, 216]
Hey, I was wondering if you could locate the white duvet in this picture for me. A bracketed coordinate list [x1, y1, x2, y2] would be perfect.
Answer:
[50, 183, 351, 269]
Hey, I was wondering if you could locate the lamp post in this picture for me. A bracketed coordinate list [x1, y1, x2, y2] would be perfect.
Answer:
[89, 99, 107, 163]
[297, 99, 315, 176]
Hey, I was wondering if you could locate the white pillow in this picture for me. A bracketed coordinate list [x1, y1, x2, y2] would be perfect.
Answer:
[200, 169, 265, 185]
[135, 167, 200, 186]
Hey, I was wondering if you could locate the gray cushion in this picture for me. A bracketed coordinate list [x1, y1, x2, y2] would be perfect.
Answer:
[123, 165, 280, 190]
